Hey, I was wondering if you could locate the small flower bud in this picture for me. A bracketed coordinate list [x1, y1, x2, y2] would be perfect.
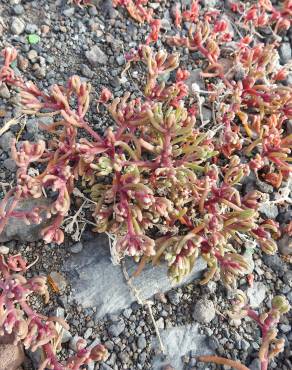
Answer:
[271, 296, 290, 314]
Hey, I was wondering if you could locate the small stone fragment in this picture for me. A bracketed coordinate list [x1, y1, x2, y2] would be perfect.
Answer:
[3, 158, 16, 171]
[137, 335, 147, 349]
[0, 246, 9, 254]
[80, 64, 94, 79]
[192, 298, 215, 323]
[26, 118, 38, 134]
[85, 45, 108, 66]
[27, 49, 38, 62]
[63, 8, 75, 17]
[0, 131, 15, 152]
[278, 234, 292, 256]
[108, 319, 125, 337]
[13, 4, 24, 15]
[279, 43, 292, 64]
[247, 282, 266, 308]
[259, 202, 278, 219]
[0, 84, 11, 99]
[70, 242, 83, 254]
[249, 358, 261, 370]
[11, 18, 25, 35]
[167, 290, 182, 305]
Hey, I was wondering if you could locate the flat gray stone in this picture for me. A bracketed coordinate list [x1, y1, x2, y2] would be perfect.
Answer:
[247, 282, 266, 308]
[151, 323, 212, 370]
[62, 235, 207, 319]
[0, 197, 53, 243]
[85, 45, 108, 66]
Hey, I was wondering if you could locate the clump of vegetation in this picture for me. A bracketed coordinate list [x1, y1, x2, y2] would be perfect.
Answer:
[0, 45, 283, 286]
[0, 252, 108, 369]
[229, 291, 290, 370]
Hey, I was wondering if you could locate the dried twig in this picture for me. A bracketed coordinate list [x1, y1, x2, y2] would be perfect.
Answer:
[0, 115, 23, 136]
[197, 355, 249, 370]
[121, 261, 166, 354]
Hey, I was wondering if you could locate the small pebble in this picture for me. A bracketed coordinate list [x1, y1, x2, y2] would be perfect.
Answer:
[193, 298, 215, 323]
[11, 17, 25, 35]
[0, 246, 10, 255]
[70, 242, 83, 254]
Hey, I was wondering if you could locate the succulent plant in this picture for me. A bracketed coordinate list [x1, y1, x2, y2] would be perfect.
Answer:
[229, 290, 290, 370]
[0, 252, 108, 370]
[0, 44, 284, 286]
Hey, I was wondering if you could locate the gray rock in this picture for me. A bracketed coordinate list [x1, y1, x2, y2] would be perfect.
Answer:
[84, 327, 93, 339]
[286, 120, 292, 135]
[25, 23, 38, 34]
[0, 132, 14, 152]
[3, 158, 16, 171]
[13, 4, 24, 15]
[0, 197, 53, 243]
[0, 246, 9, 254]
[160, 18, 171, 31]
[63, 8, 75, 17]
[27, 50, 38, 62]
[11, 18, 25, 35]
[80, 64, 94, 79]
[192, 298, 215, 323]
[259, 203, 278, 219]
[202, 107, 212, 123]
[0, 84, 11, 99]
[28, 348, 42, 370]
[249, 358, 261, 370]
[278, 234, 292, 256]
[100, 364, 113, 370]
[62, 235, 207, 318]
[88, 6, 98, 16]
[208, 336, 219, 351]
[137, 335, 147, 349]
[156, 317, 165, 330]
[151, 323, 212, 370]
[85, 45, 108, 66]
[287, 290, 292, 304]
[263, 254, 287, 274]
[201, 0, 218, 6]
[247, 282, 266, 308]
[256, 179, 273, 193]
[70, 241, 83, 254]
[139, 352, 147, 365]
[280, 324, 291, 333]
[108, 319, 125, 337]
[61, 329, 72, 344]
[279, 43, 292, 64]
[100, 0, 118, 19]
[283, 270, 292, 286]
[26, 118, 38, 134]
[167, 290, 182, 305]
[38, 116, 54, 126]
[241, 339, 250, 351]
[122, 308, 132, 319]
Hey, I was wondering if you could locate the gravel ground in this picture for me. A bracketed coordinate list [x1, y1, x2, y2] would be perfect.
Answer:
[0, 1, 291, 370]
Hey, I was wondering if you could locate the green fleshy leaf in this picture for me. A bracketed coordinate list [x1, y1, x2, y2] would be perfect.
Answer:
[10, 60, 17, 69]
[27, 34, 41, 45]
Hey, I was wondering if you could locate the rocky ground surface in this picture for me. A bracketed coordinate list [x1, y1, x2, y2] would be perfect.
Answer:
[0, 0, 291, 370]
